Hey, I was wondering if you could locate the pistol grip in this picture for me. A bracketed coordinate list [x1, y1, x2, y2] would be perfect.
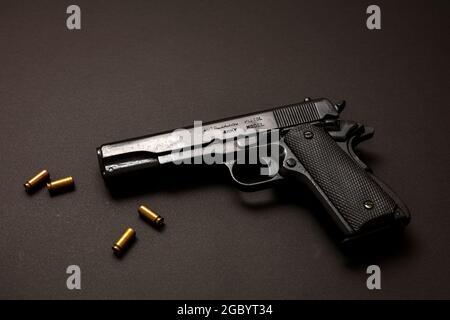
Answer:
[282, 124, 410, 241]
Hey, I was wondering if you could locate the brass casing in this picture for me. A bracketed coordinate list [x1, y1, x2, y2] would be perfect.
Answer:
[47, 176, 74, 192]
[138, 205, 164, 226]
[113, 228, 136, 254]
[24, 169, 50, 192]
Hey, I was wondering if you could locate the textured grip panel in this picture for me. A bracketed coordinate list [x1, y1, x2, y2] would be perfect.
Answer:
[284, 124, 397, 233]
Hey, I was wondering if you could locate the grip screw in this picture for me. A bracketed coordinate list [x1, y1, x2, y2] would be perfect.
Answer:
[364, 200, 374, 210]
[286, 158, 297, 167]
[304, 131, 314, 139]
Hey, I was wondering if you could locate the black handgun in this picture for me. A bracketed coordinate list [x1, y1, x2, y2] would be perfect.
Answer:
[97, 98, 410, 242]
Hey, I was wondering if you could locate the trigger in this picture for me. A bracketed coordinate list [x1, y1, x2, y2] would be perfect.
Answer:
[224, 160, 284, 191]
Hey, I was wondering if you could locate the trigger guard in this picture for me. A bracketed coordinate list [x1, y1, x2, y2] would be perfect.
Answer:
[224, 161, 283, 191]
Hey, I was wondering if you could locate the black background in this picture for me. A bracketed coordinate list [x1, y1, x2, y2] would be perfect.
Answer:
[1, 0, 449, 299]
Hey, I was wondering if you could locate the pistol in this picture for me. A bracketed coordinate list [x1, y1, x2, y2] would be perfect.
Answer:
[97, 98, 410, 242]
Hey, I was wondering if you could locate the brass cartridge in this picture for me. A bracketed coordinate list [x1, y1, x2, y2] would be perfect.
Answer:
[138, 205, 164, 227]
[112, 228, 136, 255]
[46, 176, 75, 193]
[24, 169, 50, 192]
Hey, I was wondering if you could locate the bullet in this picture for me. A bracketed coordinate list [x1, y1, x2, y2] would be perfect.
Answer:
[113, 228, 136, 255]
[138, 205, 164, 227]
[47, 176, 75, 194]
[24, 169, 50, 192]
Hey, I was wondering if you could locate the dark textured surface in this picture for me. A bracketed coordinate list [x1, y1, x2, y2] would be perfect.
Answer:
[0, 0, 449, 299]
[284, 124, 397, 232]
